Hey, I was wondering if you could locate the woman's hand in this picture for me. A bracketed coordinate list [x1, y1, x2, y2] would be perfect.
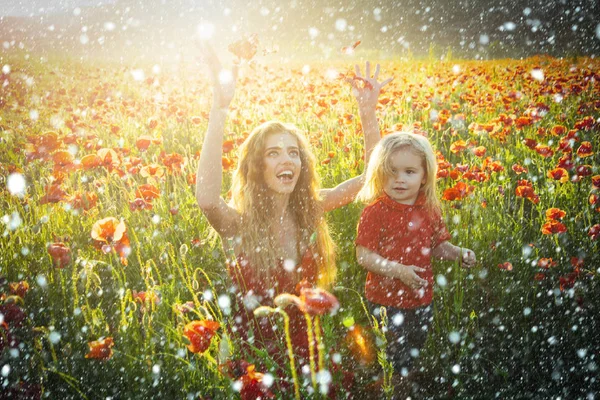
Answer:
[199, 42, 238, 110]
[347, 61, 393, 113]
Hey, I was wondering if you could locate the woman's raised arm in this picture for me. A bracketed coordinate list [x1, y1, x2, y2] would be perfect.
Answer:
[195, 43, 240, 237]
[320, 62, 393, 212]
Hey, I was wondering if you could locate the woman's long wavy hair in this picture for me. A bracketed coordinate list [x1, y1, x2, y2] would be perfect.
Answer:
[230, 121, 336, 288]
[356, 132, 440, 212]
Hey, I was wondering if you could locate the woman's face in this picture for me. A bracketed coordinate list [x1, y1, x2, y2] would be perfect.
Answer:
[262, 132, 302, 195]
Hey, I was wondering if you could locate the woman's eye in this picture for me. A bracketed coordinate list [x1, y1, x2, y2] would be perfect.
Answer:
[290, 150, 299, 157]
[268, 151, 278, 157]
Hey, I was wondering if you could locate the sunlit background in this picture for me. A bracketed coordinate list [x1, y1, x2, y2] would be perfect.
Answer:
[1, 0, 599, 62]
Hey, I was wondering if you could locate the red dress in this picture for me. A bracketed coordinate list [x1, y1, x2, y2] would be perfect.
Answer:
[226, 246, 319, 362]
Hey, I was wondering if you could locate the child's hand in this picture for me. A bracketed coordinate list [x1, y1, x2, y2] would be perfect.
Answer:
[461, 248, 476, 268]
[397, 265, 428, 290]
[346, 61, 393, 112]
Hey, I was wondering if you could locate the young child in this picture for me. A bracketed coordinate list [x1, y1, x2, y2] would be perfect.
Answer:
[355, 132, 476, 384]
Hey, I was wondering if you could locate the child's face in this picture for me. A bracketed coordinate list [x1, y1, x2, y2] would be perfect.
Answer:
[262, 132, 302, 194]
[383, 148, 426, 205]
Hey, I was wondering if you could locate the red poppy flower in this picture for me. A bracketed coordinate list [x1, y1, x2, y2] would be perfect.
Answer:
[139, 164, 165, 179]
[239, 364, 275, 400]
[183, 320, 220, 353]
[85, 337, 114, 360]
[550, 125, 567, 136]
[576, 141, 593, 158]
[498, 262, 513, 271]
[574, 116, 595, 130]
[523, 138, 537, 149]
[547, 167, 569, 183]
[545, 208, 566, 221]
[129, 198, 153, 211]
[472, 146, 487, 157]
[512, 164, 528, 175]
[592, 175, 600, 190]
[559, 272, 578, 291]
[576, 165, 592, 177]
[47, 242, 71, 268]
[541, 220, 567, 235]
[298, 287, 340, 316]
[537, 258, 557, 269]
[515, 180, 540, 204]
[534, 144, 554, 158]
[515, 116, 533, 129]
[588, 224, 600, 240]
[9, 281, 30, 298]
[69, 192, 98, 211]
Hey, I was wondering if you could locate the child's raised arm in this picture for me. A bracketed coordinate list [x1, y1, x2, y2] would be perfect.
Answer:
[195, 43, 240, 238]
[320, 63, 392, 212]
[431, 241, 477, 268]
[356, 245, 428, 290]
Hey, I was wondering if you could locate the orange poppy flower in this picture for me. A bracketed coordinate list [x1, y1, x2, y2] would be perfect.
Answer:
[545, 208, 566, 220]
[136, 135, 162, 151]
[9, 281, 30, 298]
[97, 148, 121, 170]
[160, 152, 185, 172]
[183, 320, 220, 353]
[228, 34, 259, 60]
[498, 262, 513, 271]
[472, 146, 487, 157]
[91, 217, 130, 265]
[515, 116, 533, 129]
[52, 150, 78, 173]
[222, 140, 235, 154]
[47, 242, 71, 268]
[69, 191, 98, 211]
[541, 220, 567, 235]
[81, 154, 102, 170]
[547, 167, 569, 183]
[222, 156, 234, 170]
[450, 140, 467, 154]
[135, 184, 160, 201]
[147, 117, 159, 130]
[139, 164, 165, 179]
[190, 116, 203, 125]
[576, 141, 593, 158]
[85, 337, 114, 360]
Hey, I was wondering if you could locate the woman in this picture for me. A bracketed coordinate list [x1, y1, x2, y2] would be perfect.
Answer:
[195, 43, 392, 361]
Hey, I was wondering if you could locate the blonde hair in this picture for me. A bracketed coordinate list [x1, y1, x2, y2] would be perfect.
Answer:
[356, 132, 440, 211]
[230, 121, 336, 288]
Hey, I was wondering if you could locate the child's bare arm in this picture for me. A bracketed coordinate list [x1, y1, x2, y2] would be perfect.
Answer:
[432, 241, 476, 267]
[356, 246, 428, 289]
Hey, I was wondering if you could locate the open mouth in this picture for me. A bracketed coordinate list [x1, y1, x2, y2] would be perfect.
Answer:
[276, 170, 294, 183]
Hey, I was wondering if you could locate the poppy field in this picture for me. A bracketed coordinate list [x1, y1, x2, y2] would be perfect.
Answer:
[1, 52, 599, 399]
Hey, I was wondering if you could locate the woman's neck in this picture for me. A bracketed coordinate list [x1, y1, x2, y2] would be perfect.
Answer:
[271, 192, 291, 221]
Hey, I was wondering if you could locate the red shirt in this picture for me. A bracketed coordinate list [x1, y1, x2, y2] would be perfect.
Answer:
[355, 193, 451, 308]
